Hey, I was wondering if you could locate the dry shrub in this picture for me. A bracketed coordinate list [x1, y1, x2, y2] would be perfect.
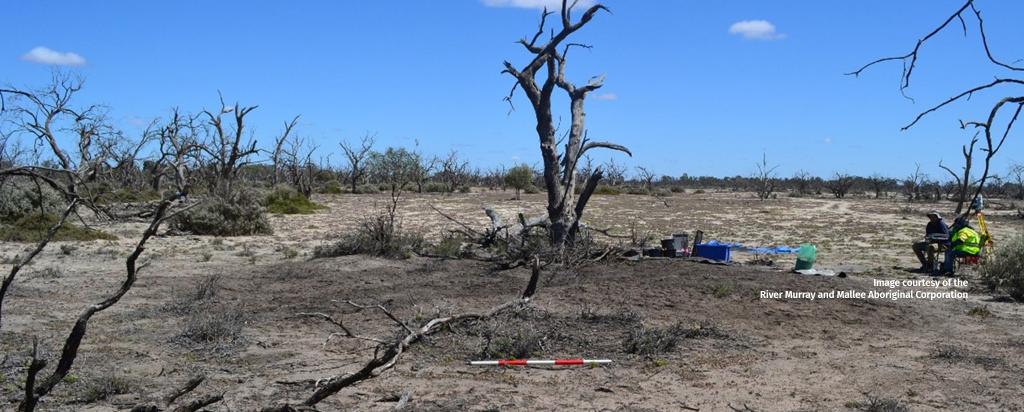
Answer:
[846, 395, 910, 412]
[313, 204, 424, 259]
[74, 374, 136, 404]
[172, 189, 272, 236]
[577, 305, 641, 326]
[177, 303, 246, 345]
[477, 322, 546, 360]
[430, 233, 470, 258]
[980, 235, 1024, 301]
[166, 274, 221, 312]
[622, 320, 723, 356]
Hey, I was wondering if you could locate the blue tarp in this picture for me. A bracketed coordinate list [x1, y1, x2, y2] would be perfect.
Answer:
[702, 240, 798, 255]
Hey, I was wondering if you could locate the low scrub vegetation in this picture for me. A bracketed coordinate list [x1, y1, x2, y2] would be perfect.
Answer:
[622, 320, 722, 356]
[172, 189, 272, 236]
[313, 206, 424, 259]
[844, 394, 910, 412]
[177, 304, 246, 346]
[980, 235, 1024, 301]
[477, 322, 546, 360]
[592, 185, 623, 195]
[0, 213, 116, 242]
[265, 185, 325, 214]
[94, 188, 161, 204]
[73, 374, 136, 404]
[0, 181, 65, 223]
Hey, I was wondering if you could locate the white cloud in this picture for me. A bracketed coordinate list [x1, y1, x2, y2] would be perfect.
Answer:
[594, 92, 617, 101]
[482, 0, 595, 10]
[728, 20, 785, 40]
[823, 137, 833, 144]
[20, 46, 87, 66]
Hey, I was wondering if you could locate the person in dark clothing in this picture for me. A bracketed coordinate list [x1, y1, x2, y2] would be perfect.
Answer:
[912, 210, 949, 272]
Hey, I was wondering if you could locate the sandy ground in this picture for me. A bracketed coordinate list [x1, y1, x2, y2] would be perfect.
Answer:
[1, 190, 1022, 411]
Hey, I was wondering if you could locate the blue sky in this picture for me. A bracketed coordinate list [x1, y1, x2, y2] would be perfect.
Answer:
[3, 0, 1022, 179]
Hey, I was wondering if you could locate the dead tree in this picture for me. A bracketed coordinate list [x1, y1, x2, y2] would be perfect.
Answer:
[635, 166, 656, 193]
[103, 123, 158, 194]
[0, 77, 205, 410]
[340, 133, 375, 193]
[0, 75, 113, 331]
[1009, 162, 1024, 199]
[199, 93, 259, 196]
[867, 174, 893, 199]
[271, 115, 300, 187]
[19, 116, 198, 411]
[849, 0, 1022, 216]
[502, 0, 631, 246]
[826, 172, 856, 199]
[410, 141, 437, 193]
[902, 164, 926, 201]
[437, 150, 470, 193]
[791, 170, 813, 195]
[938, 133, 980, 214]
[602, 158, 627, 186]
[753, 153, 778, 201]
[281, 131, 318, 198]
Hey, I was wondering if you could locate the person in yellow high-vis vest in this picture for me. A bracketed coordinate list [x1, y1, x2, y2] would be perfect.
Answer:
[943, 216, 981, 275]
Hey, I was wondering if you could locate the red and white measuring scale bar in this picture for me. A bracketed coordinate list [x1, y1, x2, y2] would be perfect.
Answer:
[469, 359, 612, 366]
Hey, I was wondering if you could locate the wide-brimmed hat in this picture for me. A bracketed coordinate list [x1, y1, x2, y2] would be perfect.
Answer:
[926, 210, 942, 219]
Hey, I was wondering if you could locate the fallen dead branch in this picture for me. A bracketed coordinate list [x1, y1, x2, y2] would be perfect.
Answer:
[128, 375, 223, 412]
[264, 257, 542, 411]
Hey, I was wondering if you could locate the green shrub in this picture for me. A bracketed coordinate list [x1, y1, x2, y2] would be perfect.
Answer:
[0, 213, 116, 242]
[669, 186, 685, 193]
[353, 184, 380, 194]
[626, 186, 649, 195]
[693, 189, 706, 194]
[523, 184, 540, 194]
[95, 188, 161, 204]
[423, 182, 447, 193]
[505, 165, 534, 199]
[980, 235, 1024, 301]
[318, 180, 344, 194]
[593, 185, 622, 195]
[265, 185, 325, 214]
[172, 190, 272, 236]
[653, 188, 671, 197]
[0, 182, 65, 223]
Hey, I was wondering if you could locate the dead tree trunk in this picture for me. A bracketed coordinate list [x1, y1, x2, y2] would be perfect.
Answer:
[939, 135, 978, 215]
[503, 1, 630, 247]
[272, 116, 300, 187]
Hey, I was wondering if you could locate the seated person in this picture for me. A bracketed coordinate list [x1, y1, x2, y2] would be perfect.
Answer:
[912, 210, 949, 272]
[942, 216, 981, 275]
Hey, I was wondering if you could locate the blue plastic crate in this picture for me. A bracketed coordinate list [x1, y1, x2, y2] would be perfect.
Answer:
[694, 244, 731, 262]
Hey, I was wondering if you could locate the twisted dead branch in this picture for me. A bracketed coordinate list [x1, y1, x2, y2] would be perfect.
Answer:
[849, 0, 1022, 217]
[264, 258, 542, 411]
[128, 375, 223, 412]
